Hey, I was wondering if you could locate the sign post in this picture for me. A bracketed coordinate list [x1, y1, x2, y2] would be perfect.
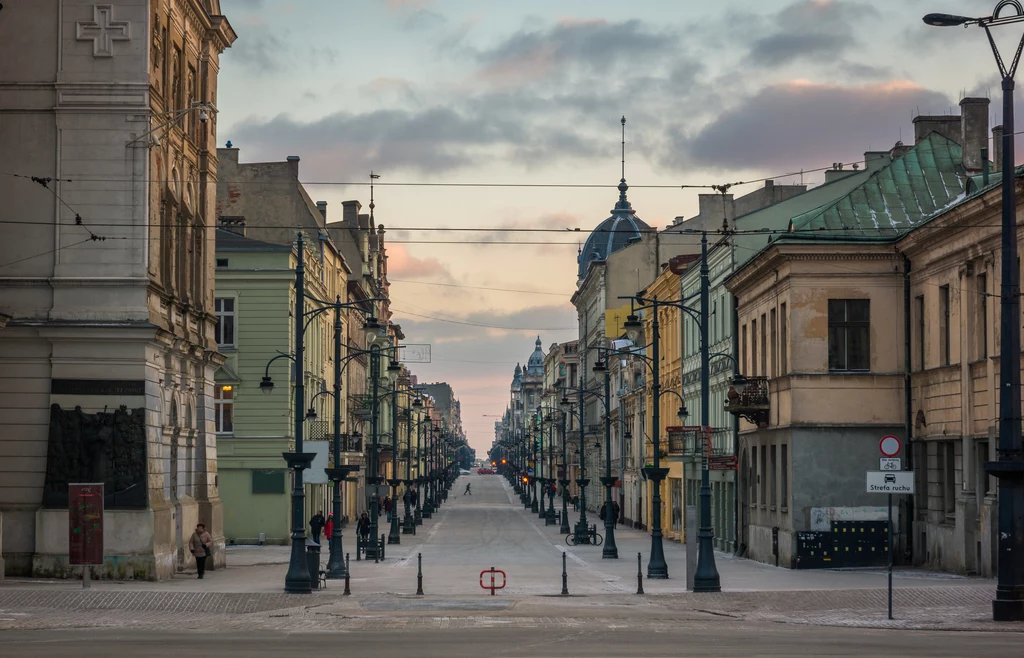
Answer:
[69, 483, 104, 589]
[869, 435, 904, 621]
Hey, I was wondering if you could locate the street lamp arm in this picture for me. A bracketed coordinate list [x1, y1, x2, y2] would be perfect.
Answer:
[263, 352, 294, 379]
[708, 351, 739, 369]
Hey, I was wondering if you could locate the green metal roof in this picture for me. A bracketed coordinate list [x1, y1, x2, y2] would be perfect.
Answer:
[781, 133, 967, 241]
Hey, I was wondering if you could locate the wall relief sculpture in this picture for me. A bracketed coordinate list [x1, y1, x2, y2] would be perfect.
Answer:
[43, 404, 147, 508]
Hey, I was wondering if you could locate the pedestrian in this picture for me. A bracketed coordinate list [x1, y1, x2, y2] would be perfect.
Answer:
[572, 495, 579, 511]
[324, 514, 334, 553]
[358, 511, 371, 541]
[188, 522, 212, 579]
[599, 503, 607, 521]
[464, 482, 471, 495]
[412, 487, 419, 507]
[384, 496, 393, 522]
[309, 510, 326, 544]
[612, 501, 621, 526]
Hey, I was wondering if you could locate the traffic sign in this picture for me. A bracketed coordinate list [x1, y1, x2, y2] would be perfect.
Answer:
[879, 457, 901, 471]
[866, 470, 914, 493]
[879, 435, 901, 457]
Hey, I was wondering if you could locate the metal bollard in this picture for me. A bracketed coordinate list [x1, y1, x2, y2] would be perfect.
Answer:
[416, 552, 424, 596]
[636, 552, 644, 595]
[356, 536, 362, 561]
[560, 552, 569, 596]
[344, 554, 351, 596]
[380, 534, 386, 561]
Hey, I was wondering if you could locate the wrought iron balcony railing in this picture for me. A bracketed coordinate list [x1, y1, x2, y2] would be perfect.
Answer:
[724, 375, 770, 427]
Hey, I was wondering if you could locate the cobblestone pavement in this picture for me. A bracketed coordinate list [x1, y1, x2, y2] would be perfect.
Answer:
[2, 475, 1019, 636]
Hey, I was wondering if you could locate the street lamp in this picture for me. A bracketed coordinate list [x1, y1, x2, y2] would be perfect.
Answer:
[925, 0, 1024, 622]
[593, 355, 620, 559]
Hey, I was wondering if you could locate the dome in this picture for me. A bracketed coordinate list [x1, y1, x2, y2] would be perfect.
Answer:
[526, 336, 544, 376]
[577, 179, 649, 280]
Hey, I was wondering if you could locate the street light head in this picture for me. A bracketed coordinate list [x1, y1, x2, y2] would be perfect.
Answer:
[592, 359, 607, 373]
[623, 313, 643, 344]
[922, 12, 972, 26]
[412, 397, 423, 407]
[259, 376, 274, 395]
[729, 373, 748, 396]
[677, 404, 689, 420]
[362, 316, 381, 336]
[624, 430, 633, 440]
[559, 396, 571, 411]
[305, 407, 317, 421]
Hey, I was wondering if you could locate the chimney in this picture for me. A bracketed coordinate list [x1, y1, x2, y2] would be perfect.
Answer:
[286, 155, 300, 177]
[342, 200, 361, 226]
[993, 125, 1004, 170]
[316, 201, 327, 221]
[219, 216, 246, 236]
[959, 97, 990, 172]
[913, 114, 961, 144]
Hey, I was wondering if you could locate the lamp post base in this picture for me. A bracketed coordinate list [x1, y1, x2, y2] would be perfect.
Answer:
[644, 467, 670, 579]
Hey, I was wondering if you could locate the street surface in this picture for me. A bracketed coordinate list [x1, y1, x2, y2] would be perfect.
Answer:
[1, 474, 1020, 656]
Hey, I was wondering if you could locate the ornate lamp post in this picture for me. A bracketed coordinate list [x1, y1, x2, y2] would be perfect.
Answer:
[592, 357, 619, 559]
[260, 234, 382, 592]
[558, 396, 572, 534]
[387, 365, 405, 546]
[923, 2, 1024, 621]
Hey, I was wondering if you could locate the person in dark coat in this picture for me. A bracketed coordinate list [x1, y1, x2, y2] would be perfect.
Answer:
[612, 501, 621, 526]
[309, 511, 326, 543]
[358, 511, 371, 544]
[383, 496, 393, 522]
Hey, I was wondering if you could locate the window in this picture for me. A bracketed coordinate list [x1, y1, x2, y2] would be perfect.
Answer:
[828, 299, 870, 371]
[939, 285, 950, 366]
[751, 319, 758, 376]
[780, 303, 788, 375]
[770, 308, 777, 378]
[216, 258, 228, 268]
[770, 444, 777, 508]
[915, 295, 925, 370]
[978, 273, 988, 359]
[741, 324, 748, 375]
[214, 385, 233, 434]
[750, 446, 757, 505]
[215, 297, 235, 346]
[760, 313, 767, 377]
[780, 444, 789, 511]
[759, 443, 767, 507]
[942, 441, 956, 517]
[252, 470, 285, 494]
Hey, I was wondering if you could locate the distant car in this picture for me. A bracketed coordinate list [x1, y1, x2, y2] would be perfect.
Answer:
[476, 467, 494, 475]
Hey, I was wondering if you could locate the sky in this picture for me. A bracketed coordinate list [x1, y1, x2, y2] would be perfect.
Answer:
[217, 0, 1012, 455]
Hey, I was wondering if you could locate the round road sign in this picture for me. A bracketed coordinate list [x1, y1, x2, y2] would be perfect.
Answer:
[879, 435, 901, 457]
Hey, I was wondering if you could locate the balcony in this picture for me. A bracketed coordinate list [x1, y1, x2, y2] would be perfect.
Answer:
[666, 426, 732, 459]
[307, 421, 364, 452]
[724, 375, 769, 427]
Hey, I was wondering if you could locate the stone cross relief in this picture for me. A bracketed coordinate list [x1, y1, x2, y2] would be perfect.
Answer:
[76, 4, 131, 58]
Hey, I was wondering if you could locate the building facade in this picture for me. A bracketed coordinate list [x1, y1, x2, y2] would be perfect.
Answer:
[726, 125, 975, 568]
[0, 0, 235, 579]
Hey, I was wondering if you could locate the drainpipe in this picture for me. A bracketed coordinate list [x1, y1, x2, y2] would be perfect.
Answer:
[733, 293, 742, 557]
[903, 254, 914, 564]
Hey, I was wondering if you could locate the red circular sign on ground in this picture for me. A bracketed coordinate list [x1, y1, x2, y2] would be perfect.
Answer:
[879, 435, 901, 457]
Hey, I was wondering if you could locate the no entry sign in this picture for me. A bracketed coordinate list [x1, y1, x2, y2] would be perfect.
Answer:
[879, 435, 901, 458]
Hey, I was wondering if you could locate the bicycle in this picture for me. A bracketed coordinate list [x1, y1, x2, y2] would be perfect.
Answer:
[565, 528, 603, 547]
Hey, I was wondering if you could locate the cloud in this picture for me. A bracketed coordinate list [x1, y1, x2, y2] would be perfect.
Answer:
[401, 8, 446, 31]
[664, 79, 952, 171]
[745, 0, 880, 67]
[475, 18, 678, 86]
[387, 244, 454, 280]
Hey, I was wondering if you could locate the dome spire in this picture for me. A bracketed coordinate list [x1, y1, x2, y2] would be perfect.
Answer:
[617, 116, 629, 208]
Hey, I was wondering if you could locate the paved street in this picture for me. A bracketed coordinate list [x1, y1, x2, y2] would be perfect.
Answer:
[1, 474, 1020, 655]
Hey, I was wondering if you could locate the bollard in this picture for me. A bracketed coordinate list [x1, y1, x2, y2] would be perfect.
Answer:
[636, 552, 644, 595]
[356, 536, 362, 561]
[560, 552, 569, 596]
[381, 534, 386, 561]
[416, 552, 424, 596]
[344, 554, 351, 596]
